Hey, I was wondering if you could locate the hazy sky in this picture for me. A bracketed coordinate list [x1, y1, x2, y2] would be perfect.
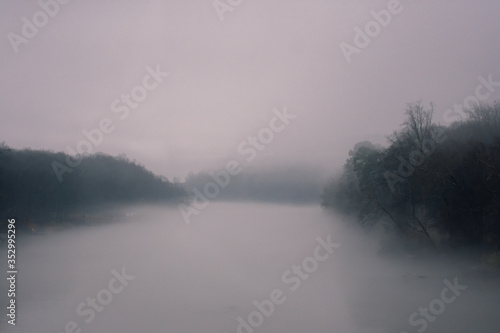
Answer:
[1, 0, 499, 179]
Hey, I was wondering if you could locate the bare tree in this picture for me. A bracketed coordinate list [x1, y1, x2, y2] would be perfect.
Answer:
[403, 101, 434, 150]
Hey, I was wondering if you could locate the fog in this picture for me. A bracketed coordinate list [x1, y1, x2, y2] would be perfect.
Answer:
[1, 203, 498, 332]
[1, 1, 500, 179]
[1, 1, 500, 332]
[183, 163, 329, 204]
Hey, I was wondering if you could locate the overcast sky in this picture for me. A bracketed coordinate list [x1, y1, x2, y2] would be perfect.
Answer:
[1, 0, 499, 179]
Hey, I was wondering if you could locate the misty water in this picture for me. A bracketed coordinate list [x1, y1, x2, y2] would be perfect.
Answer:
[2, 203, 499, 333]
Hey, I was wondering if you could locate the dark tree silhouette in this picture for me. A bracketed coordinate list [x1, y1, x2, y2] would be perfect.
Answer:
[0, 145, 186, 230]
[322, 101, 500, 251]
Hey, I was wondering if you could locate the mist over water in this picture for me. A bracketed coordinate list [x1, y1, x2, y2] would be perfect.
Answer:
[1, 1, 500, 332]
[1, 203, 498, 333]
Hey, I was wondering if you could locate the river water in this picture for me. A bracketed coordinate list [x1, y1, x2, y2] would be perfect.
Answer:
[1, 202, 499, 333]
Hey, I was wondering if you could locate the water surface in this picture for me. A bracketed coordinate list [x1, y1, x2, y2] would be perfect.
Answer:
[1, 203, 499, 333]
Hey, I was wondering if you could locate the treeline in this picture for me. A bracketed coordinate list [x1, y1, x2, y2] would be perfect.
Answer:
[184, 165, 326, 204]
[0, 144, 186, 229]
[322, 101, 500, 251]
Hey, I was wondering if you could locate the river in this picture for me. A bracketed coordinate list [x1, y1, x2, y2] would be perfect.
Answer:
[1, 202, 499, 333]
